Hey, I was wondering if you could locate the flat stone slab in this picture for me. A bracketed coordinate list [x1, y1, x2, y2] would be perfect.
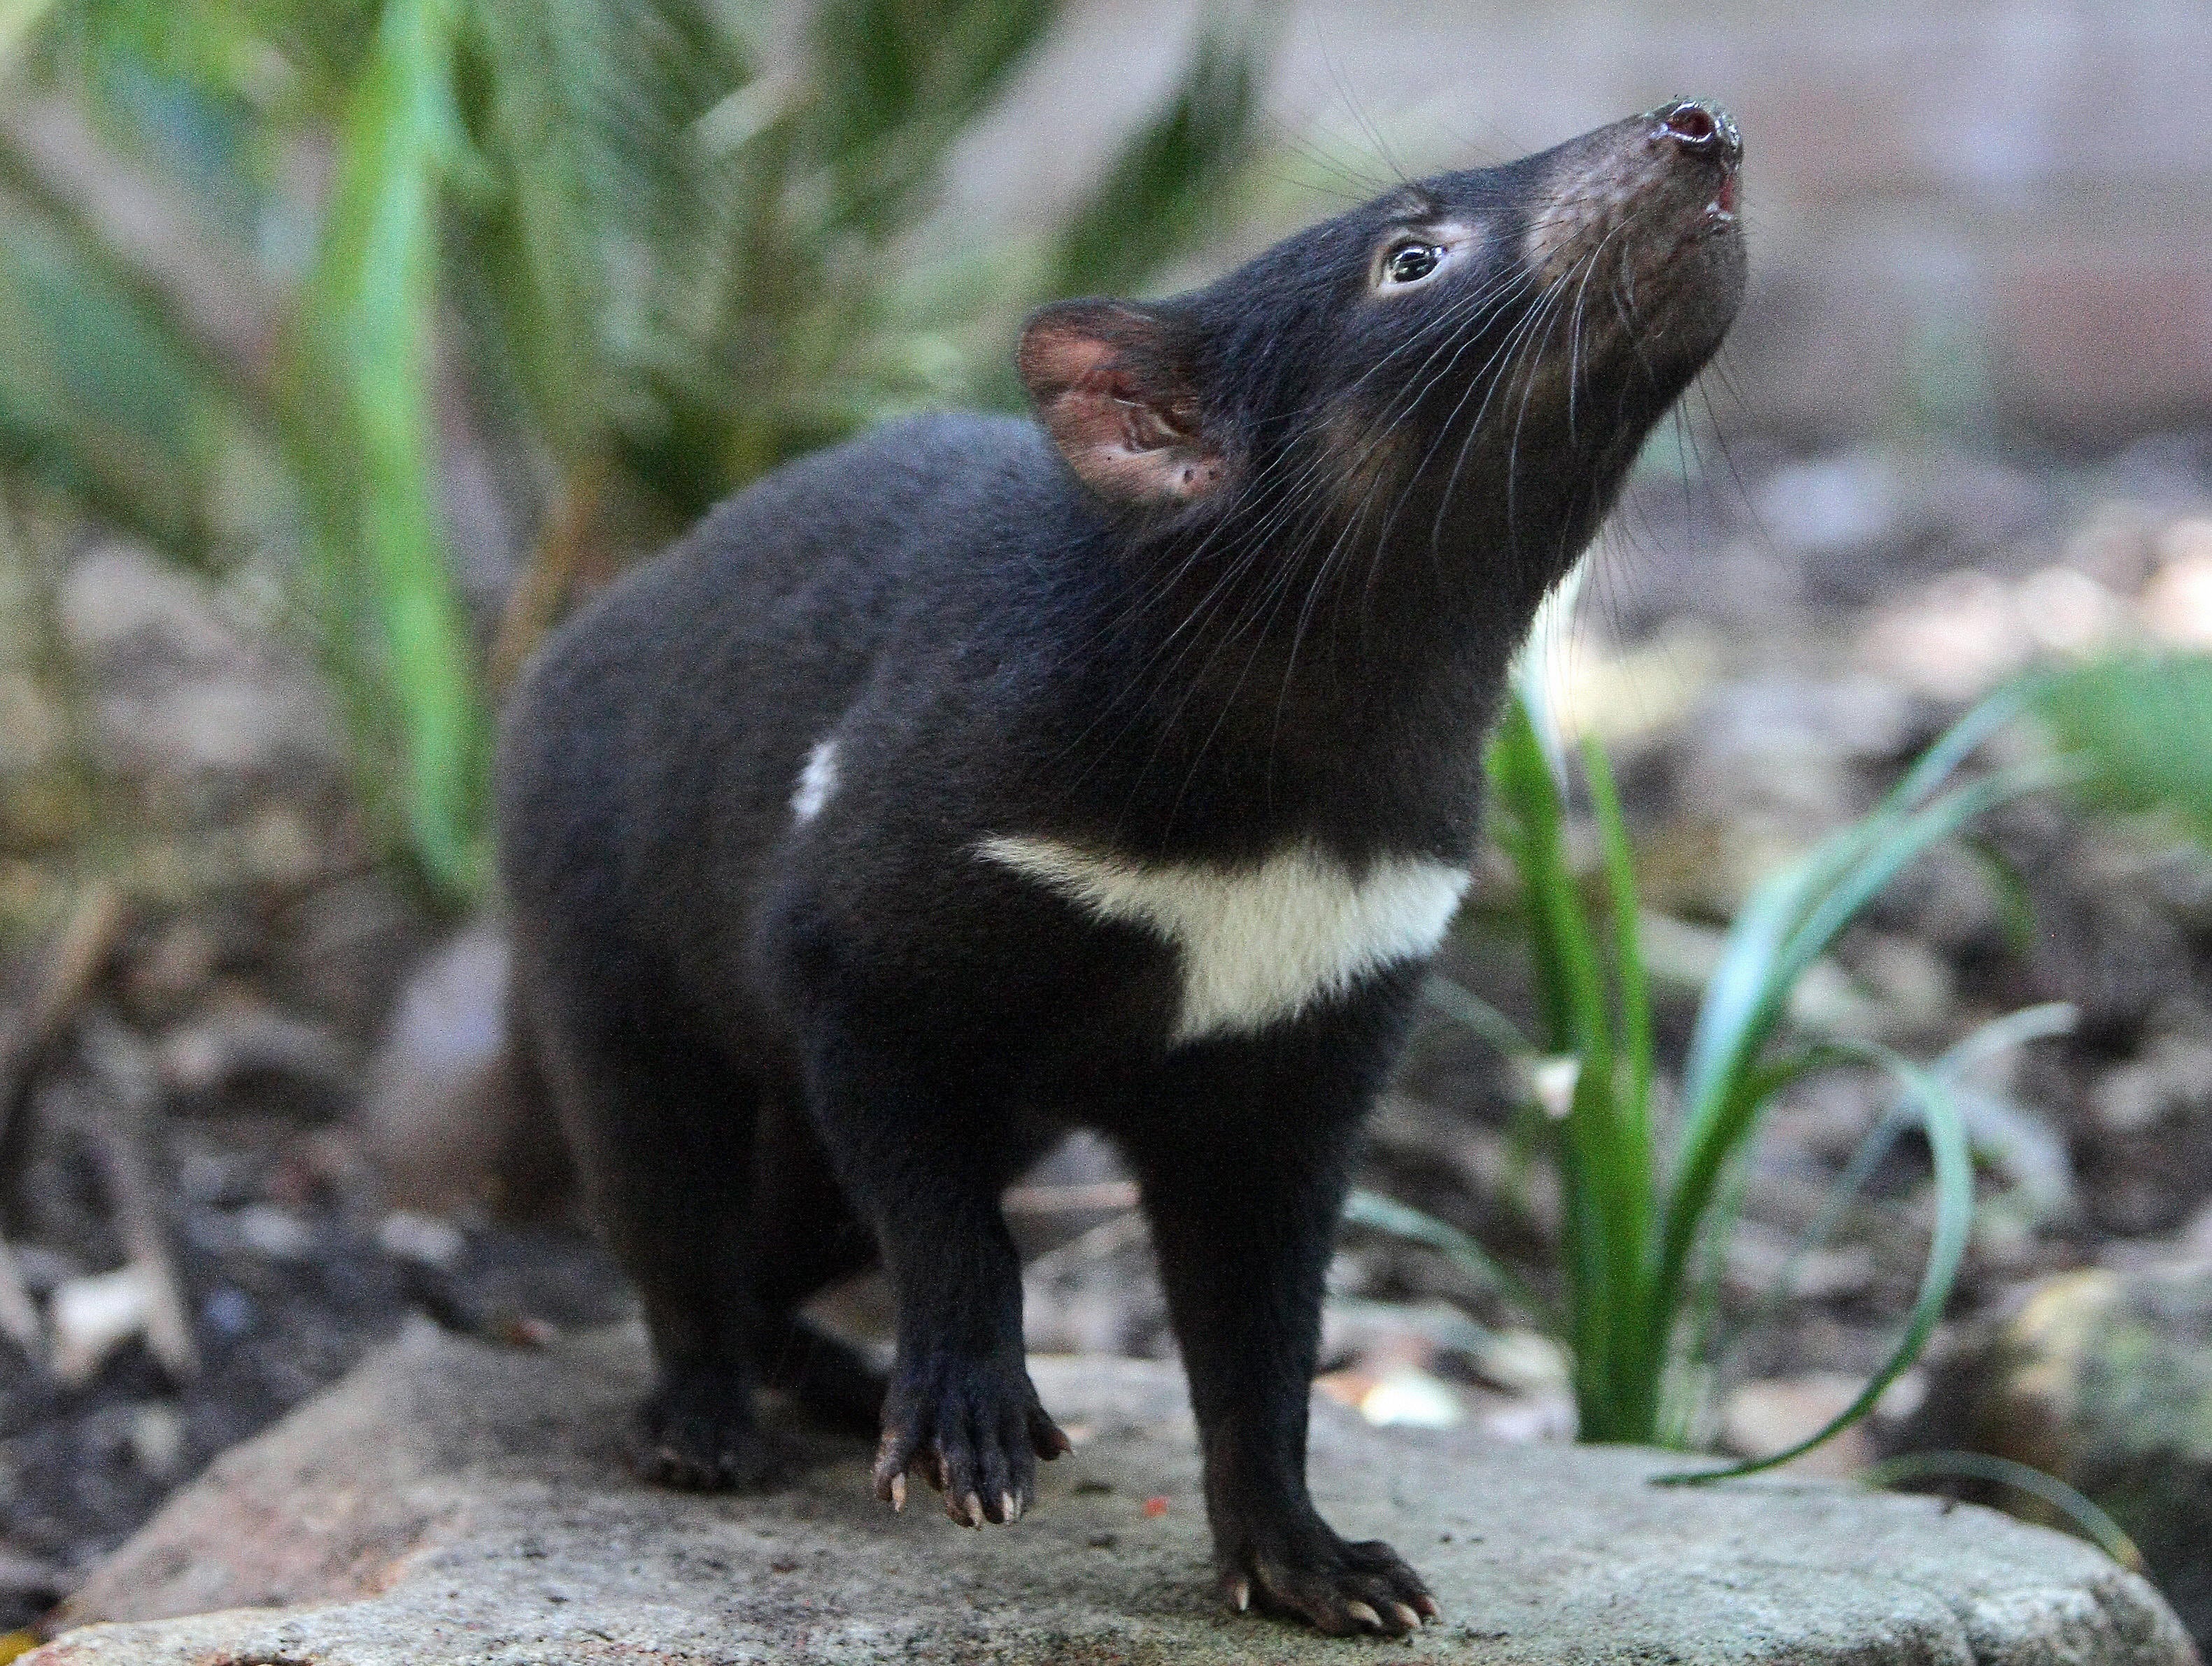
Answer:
[31, 1324, 2199, 1666]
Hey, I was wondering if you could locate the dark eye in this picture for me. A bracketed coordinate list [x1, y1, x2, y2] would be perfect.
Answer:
[1384, 242, 1442, 285]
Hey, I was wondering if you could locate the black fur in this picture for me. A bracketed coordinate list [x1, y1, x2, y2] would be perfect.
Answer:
[497, 102, 1744, 1635]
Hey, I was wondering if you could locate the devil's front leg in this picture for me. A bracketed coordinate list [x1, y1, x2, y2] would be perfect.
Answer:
[789, 988, 1068, 1528]
[1126, 1024, 1438, 1637]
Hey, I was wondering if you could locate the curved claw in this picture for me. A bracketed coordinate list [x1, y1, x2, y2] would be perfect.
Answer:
[635, 1372, 786, 1493]
[872, 1359, 1063, 1528]
[1223, 1529, 1437, 1636]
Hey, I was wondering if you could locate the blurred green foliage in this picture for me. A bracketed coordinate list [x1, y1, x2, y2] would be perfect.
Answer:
[2036, 652, 2212, 850]
[1, 0, 1269, 900]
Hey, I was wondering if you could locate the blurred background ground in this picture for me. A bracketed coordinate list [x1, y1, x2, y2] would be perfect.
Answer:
[2, 0, 2211, 1651]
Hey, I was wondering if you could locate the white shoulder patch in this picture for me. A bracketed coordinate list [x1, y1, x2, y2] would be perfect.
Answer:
[791, 739, 839, 821]
[977, 834, 1468, 1045]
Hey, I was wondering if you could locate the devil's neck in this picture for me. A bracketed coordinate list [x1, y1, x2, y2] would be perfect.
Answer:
[1040, 489, 1581, 860]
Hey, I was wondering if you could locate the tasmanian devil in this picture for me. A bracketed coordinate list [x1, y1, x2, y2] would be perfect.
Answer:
[495, 99, 1745, 1636]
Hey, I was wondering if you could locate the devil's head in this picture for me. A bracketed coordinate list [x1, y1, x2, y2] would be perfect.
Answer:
[1020, 101, 1747, 601]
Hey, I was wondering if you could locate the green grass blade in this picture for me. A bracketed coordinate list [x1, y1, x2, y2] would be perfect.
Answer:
[1932, 999, 2080, 1078]
[1678, 764, 2038, 1141]
[1584, 734, 1652, 1123]
[1678, 683, 2041, 1137]
[1340, 1188, 1557, 1333]
[1487, 694, 1668, 1437]
[1487, 695, 1611, 1067]
[1421, 974, 1538, 1060]
[1675, 854, 1829, 1152]
[1578, 733, 1663, 1437]
[1657, 1044, 1973, 1483]
[1558, 1058, 1619, 1435]
[1675, 764, 2050, 1167]
[1666, 1141, 1751, 1447]
[1663, 1045, 1843, 1441]
[1859, 1451, 2143, 1570]
[1659, 760, 2056, 1342]
[1887, 678, 2041, 812]
[288, 0, 487, 901]
[1583, 730, 1654, 1209]
[1490, 699, 1608, 1418]
[1768, 762, 2062, 1005]
[1729, 1004, 2073, 1365]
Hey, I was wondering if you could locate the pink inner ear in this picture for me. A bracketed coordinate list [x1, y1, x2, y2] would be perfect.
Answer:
[1019, 315, 1226, 508]
[1019, 322, 1124, 400]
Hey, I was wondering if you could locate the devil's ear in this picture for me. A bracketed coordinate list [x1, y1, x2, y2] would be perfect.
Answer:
[1017, 300, 1229, 507]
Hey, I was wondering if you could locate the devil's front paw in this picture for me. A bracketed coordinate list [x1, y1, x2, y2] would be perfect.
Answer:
[872, 1353, 1070, 1526]
[634, 1366, 786, 1492]
[1220, 1517, 1440, 1636]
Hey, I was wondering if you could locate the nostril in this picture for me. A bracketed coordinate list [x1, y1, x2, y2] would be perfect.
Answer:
[1656, 98, 1741, 164]
[1664, 103, 1717, 145]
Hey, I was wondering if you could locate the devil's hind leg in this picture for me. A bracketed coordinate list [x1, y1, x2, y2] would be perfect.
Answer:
[518, 946, 784, 1490]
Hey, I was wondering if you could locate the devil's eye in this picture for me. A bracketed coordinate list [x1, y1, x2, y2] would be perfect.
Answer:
[1383, 242, 1442, 285]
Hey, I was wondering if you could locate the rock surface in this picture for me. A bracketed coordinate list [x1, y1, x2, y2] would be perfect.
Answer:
[30, 1325, 2201, 1666]
[1895, 1260, 2212, 1647]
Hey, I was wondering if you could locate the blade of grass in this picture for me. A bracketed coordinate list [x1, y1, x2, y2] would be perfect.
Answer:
[1584, 733, 1653, 1141]
[1664, 1146, 1750, 1448]
[1678, 761, 2050, 1140]
[1663, 1045, 1840, 1444]
[1658, 758, 2059, 1360]
[1932, 1000, 2080, 1078]
[1580, 730, 1657, 1434]
[1487, 695, 1610, 1066]
[1726, 1004, 2075, 1372]
[1559, 1058, 1624, 1435]
[1421, 973, 1538, 1060]
[1657, 1043, 1973, 1482]
[1487, 694, 1639, 1432]
[287, 0, 487, 901]
[1859, 1451, 2143, 1571]
[1892, 678, 2041, 809]
[1769, 762, 2061, 1008]
[1340, 1188, 1557, 1334]
[1676, 681, 2045, 1132]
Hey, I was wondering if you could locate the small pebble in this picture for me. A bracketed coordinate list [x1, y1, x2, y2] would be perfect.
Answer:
[232, 1204, 316, 1261]
[378, 1211, 468, 1269]
[202, 1286, 257, 1339]
[127, 1403, 185, 1478]
[50, 1266, 156, 1388]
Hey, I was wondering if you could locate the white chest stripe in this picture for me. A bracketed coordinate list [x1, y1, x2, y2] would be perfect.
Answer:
[977, 834, 1470, 1044]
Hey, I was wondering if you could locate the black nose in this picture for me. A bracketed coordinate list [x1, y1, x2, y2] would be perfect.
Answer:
[1654, 99, 1742, 167]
